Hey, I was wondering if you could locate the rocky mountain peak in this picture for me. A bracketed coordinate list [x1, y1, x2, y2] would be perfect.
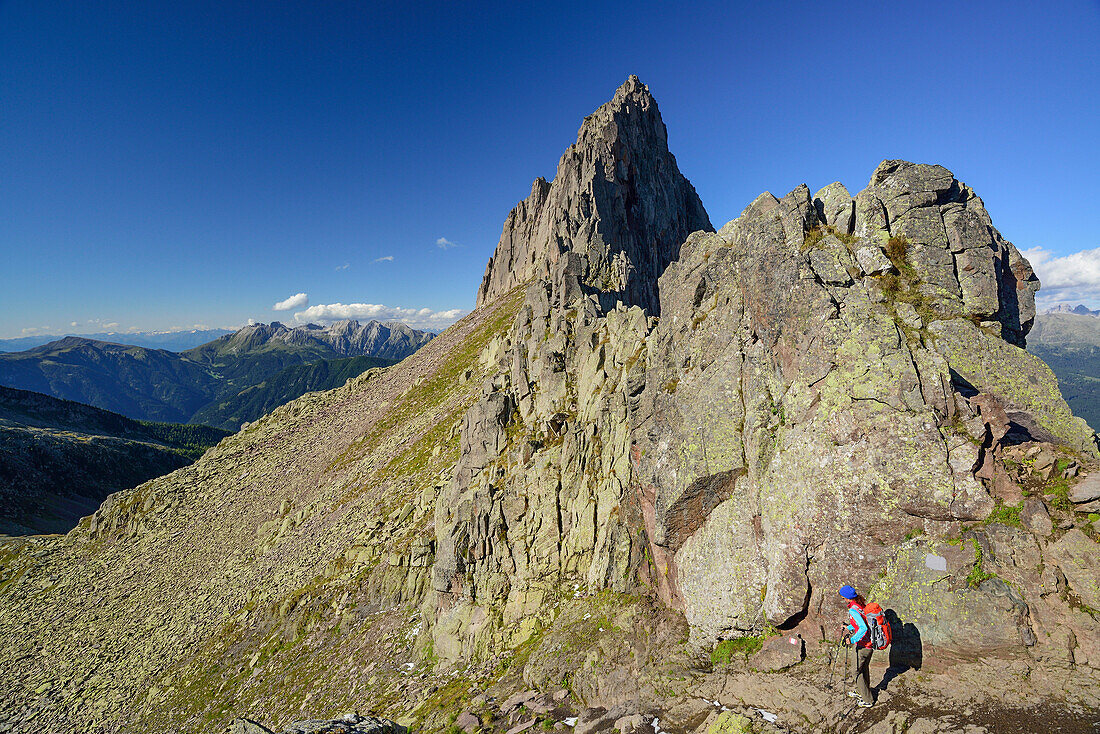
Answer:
[475, 76, 712, 313]
[817, 159, 1040, 346]
[1047, 303, 1100, 316]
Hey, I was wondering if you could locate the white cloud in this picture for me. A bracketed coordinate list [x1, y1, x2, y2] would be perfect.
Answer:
[374, 255, 395, 263]
[70, 321, 78, 327]
[1024, 246, 1100, 309]
[335, 263, 350, 271]
[293, 302, 468, 330]
[273, 292, 309, 311]
[247, 318, 257, 326]
[104, 322, 119, 329]
[436, 237, 459, 250]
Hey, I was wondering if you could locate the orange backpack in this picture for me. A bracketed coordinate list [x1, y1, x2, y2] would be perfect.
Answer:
[862, 602, 891, 650]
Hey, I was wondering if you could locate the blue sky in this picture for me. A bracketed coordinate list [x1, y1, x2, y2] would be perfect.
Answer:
[2, 1, 1099, 338]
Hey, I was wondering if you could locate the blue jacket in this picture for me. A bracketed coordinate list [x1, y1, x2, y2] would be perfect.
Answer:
[846, 603, 870, 647]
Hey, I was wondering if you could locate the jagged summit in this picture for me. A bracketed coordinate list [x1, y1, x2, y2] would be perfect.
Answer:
[190, 319, 434, 361]
[475, 76, 712, 313]
[1047, 303, 1100, 316]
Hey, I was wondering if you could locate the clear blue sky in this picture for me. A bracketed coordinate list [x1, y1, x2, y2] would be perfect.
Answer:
[3, 0, 1099, 338]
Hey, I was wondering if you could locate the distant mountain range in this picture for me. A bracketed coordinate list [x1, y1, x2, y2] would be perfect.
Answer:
[0, 320, 432, 430]
[1030, 306, 1100, 431]
[0, 385, 229, 535]
[1045, 303, 1100, 317]
[0, 328, 233, 353]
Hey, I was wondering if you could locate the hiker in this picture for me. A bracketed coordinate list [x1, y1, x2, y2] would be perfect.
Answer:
[840, 585, 874, 707]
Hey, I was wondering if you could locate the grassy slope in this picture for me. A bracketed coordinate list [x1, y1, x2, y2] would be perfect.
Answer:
[0, 287, 525, 732]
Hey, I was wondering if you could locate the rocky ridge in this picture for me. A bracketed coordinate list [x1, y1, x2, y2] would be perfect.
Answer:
[188, 320, 434, 363]
[1, 79, 1098, 734]
[475, 75, 712, 314]
[1046, 304, 1100, 317]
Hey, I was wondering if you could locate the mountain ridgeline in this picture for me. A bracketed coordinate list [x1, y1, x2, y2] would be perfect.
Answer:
[0, 320, 431, 430]
[2, 77, 1099, 734]
[0, 328, 234, 353]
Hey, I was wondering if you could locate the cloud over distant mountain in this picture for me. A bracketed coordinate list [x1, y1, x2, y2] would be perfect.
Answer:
[273, 293, 309, 311]
[1025, 246, 1100, 308]
[293, 302, 466, 329]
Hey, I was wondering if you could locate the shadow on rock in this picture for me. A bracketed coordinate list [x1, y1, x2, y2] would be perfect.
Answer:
[878, 609, 923, 692]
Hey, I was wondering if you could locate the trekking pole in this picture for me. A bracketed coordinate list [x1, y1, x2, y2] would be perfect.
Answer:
[829, 640, 844, 691]
[842, 638, 851, 685]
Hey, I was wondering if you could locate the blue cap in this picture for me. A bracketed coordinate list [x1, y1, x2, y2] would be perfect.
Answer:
[839, 585, 858, 599]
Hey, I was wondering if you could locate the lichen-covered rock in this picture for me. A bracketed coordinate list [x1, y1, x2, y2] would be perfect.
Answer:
[630, 159, 1093, 652]
[1020, 497, 1053, 536]
[1047, 529, 1100, 611]
[854, 161, 1040, 345]
[750, 634, 804, 672]
[813, 182, 854, 234]
[1070, 473, 1100, 503]
[431, 277, 653, 659]
[273, 715, 406, 734]
[929, 319, 1098, 456]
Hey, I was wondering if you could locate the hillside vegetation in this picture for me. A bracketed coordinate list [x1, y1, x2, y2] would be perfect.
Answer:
[0, 386, 229, 534]
[189, 355, 396, 430]
[1029, 311, 1100, 430]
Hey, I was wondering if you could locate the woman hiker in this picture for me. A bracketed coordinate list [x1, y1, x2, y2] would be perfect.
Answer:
[840, 585, 875, 707]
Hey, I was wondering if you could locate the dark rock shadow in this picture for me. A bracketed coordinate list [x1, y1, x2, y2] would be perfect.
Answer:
[949, 368, 980, 398]
[878, 609, 922, 692]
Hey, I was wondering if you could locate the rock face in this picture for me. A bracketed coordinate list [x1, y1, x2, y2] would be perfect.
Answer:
[439, 109, 1096, 682]
[630, 163, 1095, 648]
[475, 75, 712, 314]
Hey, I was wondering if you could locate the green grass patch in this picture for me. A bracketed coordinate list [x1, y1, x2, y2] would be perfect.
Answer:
[983, 501, 1023, 529]
[872, 235, 939, 326]
[1047, 477, 1074, 512]
[801, 223, 858, 251]
[711, 627, 778, 665]
[965, 538, 995, 589]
